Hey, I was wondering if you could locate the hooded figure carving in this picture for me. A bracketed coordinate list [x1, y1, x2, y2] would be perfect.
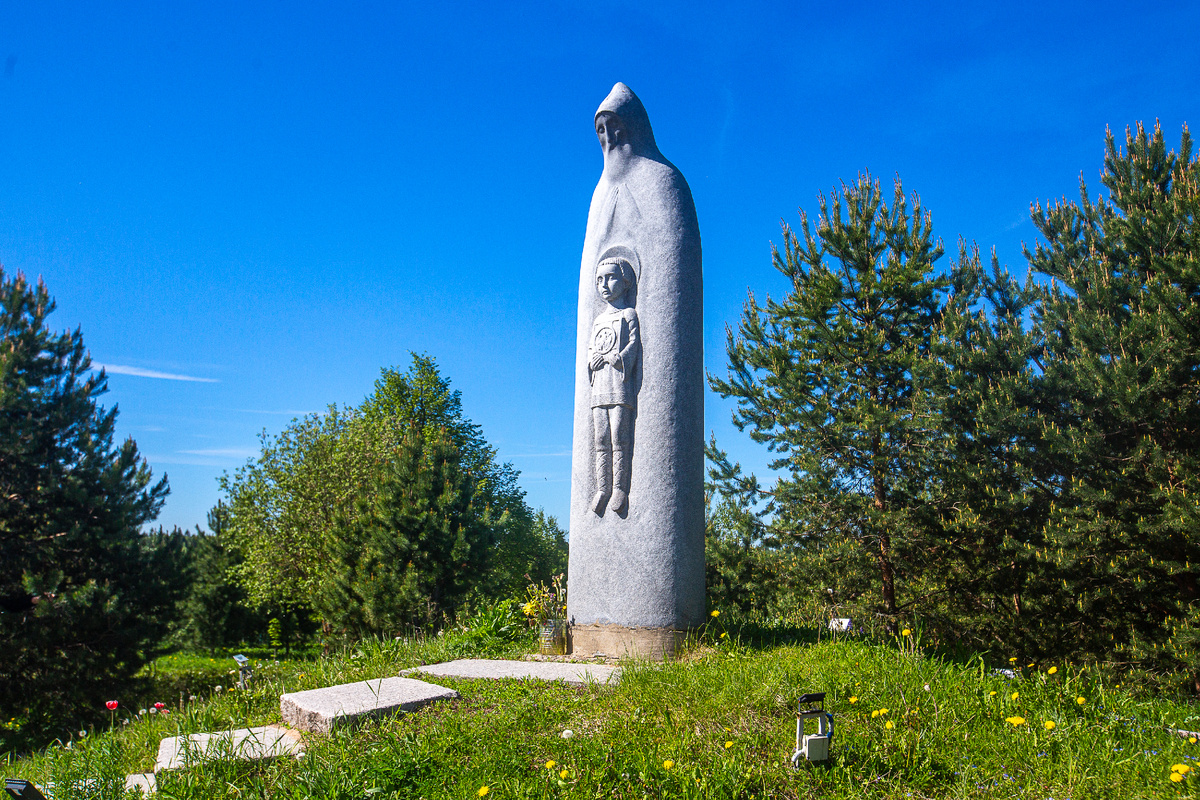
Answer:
[567, 83, 705, 654]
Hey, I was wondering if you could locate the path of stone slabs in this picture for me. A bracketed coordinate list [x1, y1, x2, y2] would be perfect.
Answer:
[122, 659, 621, 795]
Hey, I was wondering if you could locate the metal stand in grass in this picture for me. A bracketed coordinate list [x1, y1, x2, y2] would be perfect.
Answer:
[791, 693, 835, 767]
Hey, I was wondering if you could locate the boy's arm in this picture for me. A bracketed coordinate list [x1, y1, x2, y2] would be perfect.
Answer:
[616, 309, 640, 371]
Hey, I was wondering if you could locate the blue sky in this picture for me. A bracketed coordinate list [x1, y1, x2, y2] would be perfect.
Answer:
[1, 1, 1197, 532]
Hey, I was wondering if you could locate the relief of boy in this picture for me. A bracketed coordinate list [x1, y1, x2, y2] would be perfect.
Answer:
[588, 256, 640, 515]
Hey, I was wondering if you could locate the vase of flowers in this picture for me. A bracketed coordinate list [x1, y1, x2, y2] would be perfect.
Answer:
[522, 573, 567, 655]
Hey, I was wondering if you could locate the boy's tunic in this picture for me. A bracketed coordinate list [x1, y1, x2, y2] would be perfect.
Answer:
[588, 307, 640, 408]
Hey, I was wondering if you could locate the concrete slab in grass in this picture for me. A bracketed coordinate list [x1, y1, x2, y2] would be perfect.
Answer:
[155, 725, 304, 772]
[280, 676, 458, 734]
[125, 772, 156, 794]
[405, 658, 621, 686]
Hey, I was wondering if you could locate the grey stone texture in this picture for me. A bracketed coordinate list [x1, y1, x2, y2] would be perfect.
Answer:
[279, 676, 458, 734]
[155, 725, 304, 771]
[405, 658, 620, 686]
[124, 773, 156, 794]
[568, 82, 706, 649]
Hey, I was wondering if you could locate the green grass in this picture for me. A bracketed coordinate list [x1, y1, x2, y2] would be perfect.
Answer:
[4, 626, 1200, 798]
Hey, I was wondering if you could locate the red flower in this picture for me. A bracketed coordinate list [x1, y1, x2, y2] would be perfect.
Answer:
[154, 702, 165, 710]
[106, 701, 118, 711]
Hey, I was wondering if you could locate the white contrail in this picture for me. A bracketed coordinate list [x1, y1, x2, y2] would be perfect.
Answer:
[93, 363, 219, 383]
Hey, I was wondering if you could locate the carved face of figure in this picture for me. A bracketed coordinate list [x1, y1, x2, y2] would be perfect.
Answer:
[595, 112, 624, 154]
[596, 261, 627, 304]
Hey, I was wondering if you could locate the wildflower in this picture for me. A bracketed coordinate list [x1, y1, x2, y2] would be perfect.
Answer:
[1172, 772, 1185, 783]
[561, 729, 573, 739]
[105, 701, 118, 711]
[871, 710, 880, 718]
[1009, 657, 1018, 663]
[1173, 764, 1191, 775]
[1191, 737, 1198, 744]
[710, 610, 720, 618]
[1076, 696, 1086, 705]
[148, 708, 157, 715]
[885, 720, 894, 729]
[1027, 663, 1034, 668]
[663, 760, 674, 770]
[720, 632, 727, 639]
[477, 787, 489, 797]
[545, 760, 556, 770]
[902, 629, 911, 637]
[79, 730, 87, 738]
[923, 684, 930, 692]
[1005, 716, 1026, 727]
[881, 708, 889, 714]
[1047, 667, 1058, 675]
[724, 740, 733, 749]
[989, 691, 997, 696]
[1043, 721, 1055, 730]
[154, 702, 165, 710]
[188, 695, 197, 702]
[849, 696, 858, 704]
[1011, 692, 1019, 700]
[559, 770, 569, 780]
[214, 686, 222, 692]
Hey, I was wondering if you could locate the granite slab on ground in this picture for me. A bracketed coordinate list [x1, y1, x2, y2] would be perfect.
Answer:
[280, 676, 459, 734]
[155, 725, 304, 771]
[125, 772, 156, 794]
[405, 658, 620, 686]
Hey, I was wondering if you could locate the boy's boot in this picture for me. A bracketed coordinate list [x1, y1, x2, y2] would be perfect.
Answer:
[592, 449, 612, 514]
[610, 449, 630, 514]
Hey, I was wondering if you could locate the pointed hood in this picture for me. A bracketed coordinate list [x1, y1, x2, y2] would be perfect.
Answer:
[595, 82, 660, 157]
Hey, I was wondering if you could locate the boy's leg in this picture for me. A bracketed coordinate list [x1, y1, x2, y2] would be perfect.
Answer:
[591, 406, 612, 514]
[610, 405, 632, 514]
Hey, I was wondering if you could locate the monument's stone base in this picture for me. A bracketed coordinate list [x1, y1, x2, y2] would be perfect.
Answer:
[569, 623, 688, 660]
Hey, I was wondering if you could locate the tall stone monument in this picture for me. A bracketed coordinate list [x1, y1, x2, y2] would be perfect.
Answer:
[567, 83, 705, 659]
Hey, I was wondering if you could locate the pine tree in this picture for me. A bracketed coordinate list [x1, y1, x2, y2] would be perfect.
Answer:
[317, 426, 496, 637]
[1025, 122, 1200, 683]
[709, 174, 949, 630]
[0, 269, 171, 751]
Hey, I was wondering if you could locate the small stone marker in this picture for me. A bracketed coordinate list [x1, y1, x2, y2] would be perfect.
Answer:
[155, 725, 303, 771]
[280, 676, 458, 734]
[405, 658, 620, 686]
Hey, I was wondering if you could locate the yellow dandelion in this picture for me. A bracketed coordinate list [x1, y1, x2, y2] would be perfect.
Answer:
[989, 691, 997, 696]
[1027, 663, 1034, 668]
[477, 787, 489, 797]
[902, 629, 911, 637]
[1047, 666, 1058, 675]
[710, 610, 720, 618]
[663, 760, 674, 770]
[545, 760, 556, 770]
[881, 708, 889, 715]
[1043, 720, 1055, 730]
[559, 770, 569, 780]
[720, 632, 727, 639]
[849, 696, 858, 704]
[724, 741, 733, 749]
[871, 709, 880, 718]
[885, 720, 894, 729]
[1076, 696, 1086, 705]
[1172, 772, 1185, 783]
[1005, 716, 1026, 726]
[1011, 692, 1019, 700]
[1173, 764, 1191, 774]
[1009, 657, 1018, 663]
[1190, 737, 1197, 744]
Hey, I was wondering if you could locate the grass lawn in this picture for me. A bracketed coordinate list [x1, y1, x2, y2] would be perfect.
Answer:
[4, 625, 1200, 798]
